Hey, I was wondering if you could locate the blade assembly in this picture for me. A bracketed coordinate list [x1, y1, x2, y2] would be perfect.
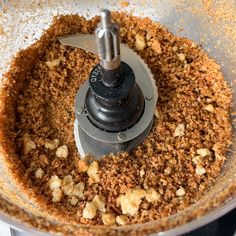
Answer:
[59, 9, 157, 159]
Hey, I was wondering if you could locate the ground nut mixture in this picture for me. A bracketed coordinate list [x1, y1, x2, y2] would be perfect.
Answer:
[0, 12, 232, 227]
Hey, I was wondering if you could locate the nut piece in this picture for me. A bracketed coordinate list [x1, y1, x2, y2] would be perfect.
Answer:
[172, 46, 178, 52]
[192, 155, 201, 164]
[176, 187, 186, 197]
[23, 134, 36, 154]
[69, 196, 79, 206]
[197, 148, 212, 157]
[82, 202, 97, 219]
[140, 168, 145, 178]
[151, 39, 162, 54]
[154, 108, 160, 118]
[145, 188, 161, 202]
[102, 213, 116, 226]
[56, 145, 68, 158]
[61, 175, 85, 198]
[35, 168, 44, 179]
[45, 139, 60, 150]
[77, 159, 89, 172]
[82, 195, 106, 219]
[196, 165, 206, 176]
[164, 166, 172, 175]
[92, 195, 106, 213]
[117, 188, 146, 216]
[46, 59, 60, 68]
[52, 188, 63, 202]
[73, 182, 85, 198]
[49, 175, 62, 190]
[135, 34, 146, 51]
[116, 215, 129, 225]
[146, 33, 152, 41]
[204, 104, 215, 112]
[87, 161, 100, 184]
[177, 53, 186, 61]
[212, 143, 225, 161]
[49, 174, 63, 203]
[61, 175, 74, 196]
[143, 183, 149, 190]
[174, 124, 185, 137]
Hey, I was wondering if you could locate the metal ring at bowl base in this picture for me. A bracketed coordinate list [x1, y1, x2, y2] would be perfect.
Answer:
[74, 118, 153, 158]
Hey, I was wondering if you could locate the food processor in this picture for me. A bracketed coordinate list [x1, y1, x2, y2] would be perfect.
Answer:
[0, 0, 236, 235]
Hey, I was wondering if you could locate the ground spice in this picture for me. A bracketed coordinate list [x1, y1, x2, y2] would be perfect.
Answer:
[0, 11, 232, 231]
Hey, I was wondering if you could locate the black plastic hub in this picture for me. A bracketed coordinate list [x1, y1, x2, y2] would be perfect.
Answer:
[85, 61, 145, 132]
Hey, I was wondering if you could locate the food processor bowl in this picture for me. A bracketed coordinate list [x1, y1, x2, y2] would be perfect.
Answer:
[0, 0, 235, 235]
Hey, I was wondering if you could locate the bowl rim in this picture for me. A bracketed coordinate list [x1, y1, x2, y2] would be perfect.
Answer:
[0, 195, 235, 235]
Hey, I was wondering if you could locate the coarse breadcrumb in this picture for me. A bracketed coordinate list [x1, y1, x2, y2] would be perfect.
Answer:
[197, 148, 212, 157]
[101, 213, 116, 226]
[77, 160, 89, 173]
[35, 168, 44, 179]
[49, 175, 62, 191]
[204, 104, 215, 112]
[45, 139, 60, 150]
[151, 39, 162, 54]
[82, 202, 97, 219]
[176, 187, 186, 197]
[174, 124, 185, 137]
[177, 53, 186, 61]
[116, 215, 129, 225]
[92, 195, 106, 213]
[135, 34, 146, 51]
[23, 134, 36, 154]
[52, 188, 63, 203]
[195, 165, 206, 176]
[145, 188, 161, 202]
[87, 161, 100, 184]
[117, 188, 146, 216]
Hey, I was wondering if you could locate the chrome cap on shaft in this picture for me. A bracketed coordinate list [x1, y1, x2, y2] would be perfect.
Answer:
[95, 9, 121, 70]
